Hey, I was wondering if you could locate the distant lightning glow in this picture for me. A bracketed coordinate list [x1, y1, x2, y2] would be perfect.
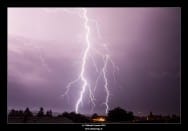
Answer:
[20, 39, 51, 73]
[34, 45, 51, 73]
[43, 8, 119, 114]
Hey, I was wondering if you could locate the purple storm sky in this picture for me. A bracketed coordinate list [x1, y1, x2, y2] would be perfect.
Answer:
[8, 8, 181, 116]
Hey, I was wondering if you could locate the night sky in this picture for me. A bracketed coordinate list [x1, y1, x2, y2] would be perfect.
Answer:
[8, 8, 181, 116]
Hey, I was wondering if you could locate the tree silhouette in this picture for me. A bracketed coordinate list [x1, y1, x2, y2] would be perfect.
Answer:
[59, 112, 90, 123]
[9, 109, 16, 117]
[127, 111, 134, 121]
[23, 107, 33, 122]
[46, 110, 52, 117]
[91, 113, 98, 119]
[61, 112, 69, 118]
[37, 107, 44, 117]
[107, 107, 134, 122]
[24, 107, 33, 117]
[9, 109, 24, 117]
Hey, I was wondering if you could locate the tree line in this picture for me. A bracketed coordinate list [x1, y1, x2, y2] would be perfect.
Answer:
[8, 107, 179, 123]
[8, 107, 134, 123]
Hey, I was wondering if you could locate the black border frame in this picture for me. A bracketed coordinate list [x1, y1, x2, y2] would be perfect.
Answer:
[0, 0, 185, 130]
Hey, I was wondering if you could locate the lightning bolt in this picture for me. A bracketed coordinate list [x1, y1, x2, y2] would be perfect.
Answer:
[75, 8, 91, 113]
[102, 55, 110, 114]
[43, 8, 120, 115]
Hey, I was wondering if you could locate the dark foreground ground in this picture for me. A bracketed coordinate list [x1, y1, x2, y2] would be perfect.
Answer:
[8, 116, 180, 123]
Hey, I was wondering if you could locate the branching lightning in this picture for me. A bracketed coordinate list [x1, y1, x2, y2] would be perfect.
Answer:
[43, 8, 119, 115]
